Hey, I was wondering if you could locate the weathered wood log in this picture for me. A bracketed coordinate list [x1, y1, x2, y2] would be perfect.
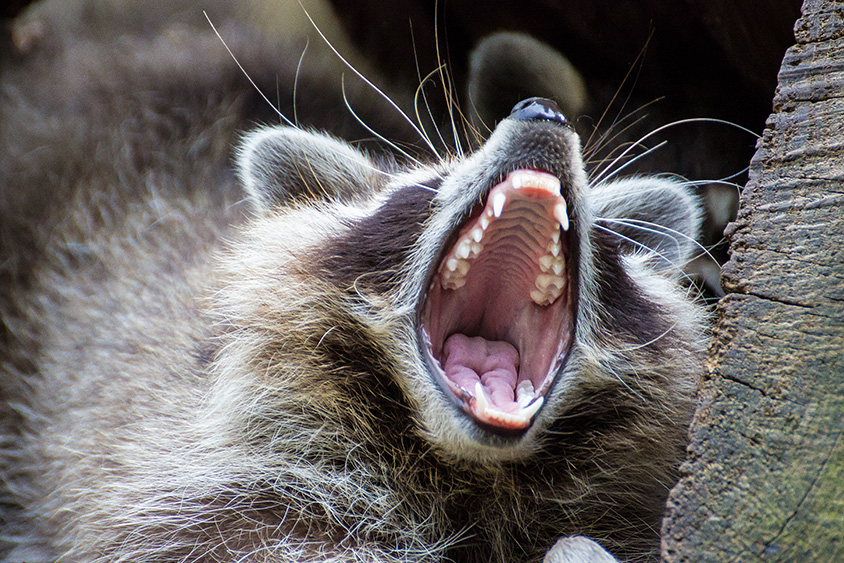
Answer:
[662, 0, 844, 560]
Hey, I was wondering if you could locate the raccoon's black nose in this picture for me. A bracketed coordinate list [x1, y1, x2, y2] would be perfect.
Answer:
[508, 97, 567, 125]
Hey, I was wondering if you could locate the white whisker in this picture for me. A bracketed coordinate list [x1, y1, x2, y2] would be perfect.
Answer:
[340, 77, 423, 167]
[584, 111, 651, 165]
[612, 320, 683, 353]
[590, 178, 688, 207]
[292, 38, 310, 127]
[591, 140, 667, 184]
[594, 224, 695, 285]
[591, 117, 760, 185]
[414, 65, 452, 156]
[297, 1, 440, 158]
[597, 217, 717, 264]
[680, 178, 744, 191]
[204, 12, 294, 127]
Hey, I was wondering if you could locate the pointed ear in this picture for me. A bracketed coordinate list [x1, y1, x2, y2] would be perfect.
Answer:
[236, 126, 383, 212]
[591, 177, 703, 274]
[467, 32, 588, 131]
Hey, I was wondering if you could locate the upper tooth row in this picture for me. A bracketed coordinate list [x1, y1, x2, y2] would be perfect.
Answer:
[441, 257, 470, 290]
[455, 238, 483, 260]
[530, 278, 565, 306]
[538, 254, 564, 276]
[554, 201, 569, 231]
[439, 189, 569, 294]
[510, 170, 562, 195]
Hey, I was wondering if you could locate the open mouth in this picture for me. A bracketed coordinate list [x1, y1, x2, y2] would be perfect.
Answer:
[420, 168, 576, 433]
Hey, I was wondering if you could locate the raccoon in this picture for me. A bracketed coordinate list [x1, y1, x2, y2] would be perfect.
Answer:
[0, 2, 706, 562]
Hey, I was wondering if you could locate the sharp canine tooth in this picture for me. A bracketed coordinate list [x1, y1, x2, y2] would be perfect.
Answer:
[474, 382, 489, 414]
[554, 201, 569, 231]
[492, 193, 506, 217]
[521, 396, 544, 419]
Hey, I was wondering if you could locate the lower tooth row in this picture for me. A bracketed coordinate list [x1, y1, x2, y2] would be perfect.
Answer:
[516, 380, 536, 406]
[474, 382, 544, 426]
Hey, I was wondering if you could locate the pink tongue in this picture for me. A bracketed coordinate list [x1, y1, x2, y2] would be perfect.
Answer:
[441, 334, 520, 409]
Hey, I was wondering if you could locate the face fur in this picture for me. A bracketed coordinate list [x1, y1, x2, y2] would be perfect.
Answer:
[232, 98, 705, 464]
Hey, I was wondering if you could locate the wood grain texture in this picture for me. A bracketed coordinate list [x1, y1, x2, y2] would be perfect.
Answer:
[662, 0, 844, 560]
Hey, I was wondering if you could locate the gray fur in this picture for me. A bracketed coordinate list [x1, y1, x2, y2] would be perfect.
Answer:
[1, 2, 706, 562]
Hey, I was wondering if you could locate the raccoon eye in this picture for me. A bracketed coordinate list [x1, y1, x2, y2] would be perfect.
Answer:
[508, 97, 567, 126]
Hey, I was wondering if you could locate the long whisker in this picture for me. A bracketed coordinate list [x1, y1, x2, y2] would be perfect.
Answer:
[415, 64, 452, 155]
[584, 113, 648, 165]
[292, 38, 310, 127]
[698, 163, 751, 185]
[591, 173, 743, 213]
[583, 98, 664, 164]
[204, 12, 294, 127]
[409, 21, 453, 158]
[681, 177, 745, 191]
[611, 319, 684, 353]
[591, 140, 668, 183]
[454, 103, 484, 154]
[297, 1, 441, 158]
[593, 223, 694, 283]
[582, 30, 653, 151]
[592, 117, 760, 185]
[433, 1, 462, 157]
[340, 77, 424, 166]
[596, 217, 718, 264]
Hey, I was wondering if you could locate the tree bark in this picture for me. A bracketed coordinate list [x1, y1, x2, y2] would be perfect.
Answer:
[662, 0, 844, 560]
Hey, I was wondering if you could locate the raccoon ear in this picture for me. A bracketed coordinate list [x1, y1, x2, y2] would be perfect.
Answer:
[236, 126, 382, 211]
[591, 177, 703, 274]
[468, 32, 588, 131]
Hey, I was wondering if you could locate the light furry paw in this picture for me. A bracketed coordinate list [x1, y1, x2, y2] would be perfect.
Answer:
[543, 536, 620, 563]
